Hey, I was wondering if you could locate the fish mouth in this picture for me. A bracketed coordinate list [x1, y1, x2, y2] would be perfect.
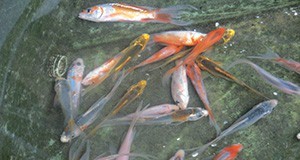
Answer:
[269, 99, 278, 107]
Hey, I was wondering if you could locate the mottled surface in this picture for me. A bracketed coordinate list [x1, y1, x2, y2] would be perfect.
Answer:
[0, 0, 300, 160]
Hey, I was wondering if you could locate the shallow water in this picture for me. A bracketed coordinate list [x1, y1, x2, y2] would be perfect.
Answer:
[0, 0, 300, 159]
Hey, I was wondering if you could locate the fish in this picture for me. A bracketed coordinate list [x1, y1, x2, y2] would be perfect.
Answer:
[129, 45, 183, 72]
[186, 63, 221, 135]
[190, 99, 278, 157]
[86, 79, 147, 138]
[116, 101, 145, 160]
[196, 56, 268, 99]
[169, 149, 185, 160]
[67, 58, 85, 117]
[149, 48, 192, 71]
[122, 103, 180, 119]
[228, 59, 300, 95]
[81, 33, 149, 94]
[162, 28, 232, 86]
[54, 78, 81, 143]
[60, 72, 125, 143]
[171, 60, 189, 109]
[248, 52, 300, 74]
[212, 143, 243, 160]
[103, 107, 208, 126]
[78, 3, 197, 26]
[152, 31, 206, 46]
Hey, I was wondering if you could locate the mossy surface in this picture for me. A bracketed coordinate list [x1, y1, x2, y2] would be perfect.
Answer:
[0, 0, 299, 159]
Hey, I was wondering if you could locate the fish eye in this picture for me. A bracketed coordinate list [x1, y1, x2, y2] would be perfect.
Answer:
[87, 8, 91, 13]
[76, 62, 81, 66]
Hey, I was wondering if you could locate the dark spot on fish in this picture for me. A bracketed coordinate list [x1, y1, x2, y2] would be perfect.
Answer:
[87, 8, 91, 13]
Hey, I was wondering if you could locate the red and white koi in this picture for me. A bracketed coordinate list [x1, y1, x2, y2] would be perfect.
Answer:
[79, 3, 197, 26]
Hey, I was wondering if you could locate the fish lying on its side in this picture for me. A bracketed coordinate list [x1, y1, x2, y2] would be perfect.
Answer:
[228, 59, 300, 95]
[79, 3, 197, 26]
[190, 99, 278, 157]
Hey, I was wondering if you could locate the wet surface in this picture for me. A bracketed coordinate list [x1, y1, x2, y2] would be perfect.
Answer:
[0, 0, 300, 159]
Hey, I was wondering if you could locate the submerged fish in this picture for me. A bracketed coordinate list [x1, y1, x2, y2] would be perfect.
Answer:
[67, 58, 85, 117]
[79, 3, 197, 26]
[228, 59, 300, 95]
[248, 52, 300, 74]
[55, 78, 81, 143]
[163, 28, 232, 85]
[196, 56, 267, 99]
[186, 63, 221, 135]
[172, 60, 189, 109]
[213, 143, 243, 160]
[169, 149, 185, 160]
[190, 99, 278, 157]
[82, 33, 149, 87]
[152, 31, 206, 46]
[104, 107, 208, 126]
[60, 73, 125, 143]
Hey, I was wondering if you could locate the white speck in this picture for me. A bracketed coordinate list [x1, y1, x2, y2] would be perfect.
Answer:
[211, 143, 217, 147]
[215, 22, 220, 27]
[176, 137, 181, 141]
[255, 15, 260, 18]
[294, 12, 298, 16]
[240, 49, 246, 53]
[229, 43, 233, 46]
[223, 121, 228, 125]
[273, 92, 278, 96]
[224, 46, 227, 49]
[138, 54, 141, 57]
[297, 133, 300, 140]
[145, 73, 150, 76]
[192, 152, 199, 157]
[260, 21, 264, 24]
[163, 145, 165, 148]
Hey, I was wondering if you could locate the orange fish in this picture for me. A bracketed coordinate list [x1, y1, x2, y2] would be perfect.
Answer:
[130, 45, 183, 72]
[186, 62, 221, 134]
[162, 28, 228, 85]
[79, 3, 197, 26]
[213, 144, 243, 160]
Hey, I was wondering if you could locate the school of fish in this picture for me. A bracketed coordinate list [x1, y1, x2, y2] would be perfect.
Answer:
[50, 2, 300, 160]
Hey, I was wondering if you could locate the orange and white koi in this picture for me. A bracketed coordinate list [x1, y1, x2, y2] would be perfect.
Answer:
[186, 62, 221, 135]
[248, 52, 300, 74]
[213, 144, 243, 160]
[172, 60, 189, 109]
[152, 31, 206, 46]
[79, 3, 197, 26]
[67, 58, 85, 117]
[162, 28, 231, 85]
[169, 149, 185, 160]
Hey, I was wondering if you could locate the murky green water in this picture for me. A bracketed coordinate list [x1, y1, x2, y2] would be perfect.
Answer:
[0, 0, 300, 159]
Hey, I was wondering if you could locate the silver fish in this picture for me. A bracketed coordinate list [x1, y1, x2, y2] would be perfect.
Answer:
[190, 99, 278, 157]
[228, 59, 300, 95]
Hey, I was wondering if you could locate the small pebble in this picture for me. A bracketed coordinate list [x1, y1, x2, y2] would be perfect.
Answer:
[215, 22, 220, 27]
[297, 133, 300, 140]
[192, 152, 199, 157]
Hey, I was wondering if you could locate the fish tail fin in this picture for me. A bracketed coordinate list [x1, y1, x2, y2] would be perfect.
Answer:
[154, 5, 197, 26]
[248, 52, 280, 60]
[207, 112, 221, 135]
